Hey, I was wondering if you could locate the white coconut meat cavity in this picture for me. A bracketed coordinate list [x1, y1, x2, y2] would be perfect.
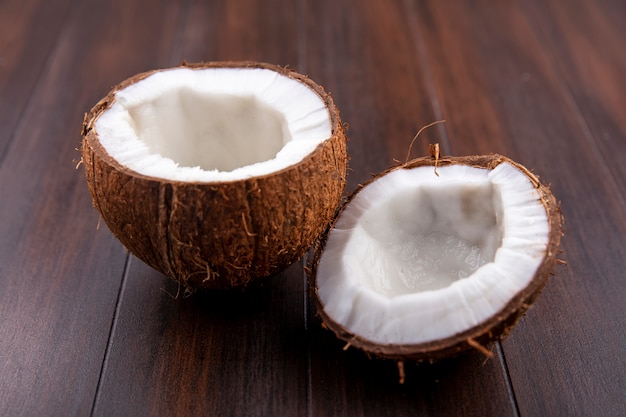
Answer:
[95, 65, 331, 181]
[82, 62, 347, 290]
[311, 154, 563, 360]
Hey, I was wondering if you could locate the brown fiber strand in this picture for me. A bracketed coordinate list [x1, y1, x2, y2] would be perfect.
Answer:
[466, 338, 494, 358]
[241, 212, 258, 237]
[404, 120, 446, 163]
[397, 361, 406, 384]
[429, 142, 440, 176]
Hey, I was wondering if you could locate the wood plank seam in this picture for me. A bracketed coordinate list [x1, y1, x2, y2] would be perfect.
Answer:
[90, 253, 132, 417]
[88, 0, 199, 412]
[399, 1, 527, 414]
[496, 343, 522, 417]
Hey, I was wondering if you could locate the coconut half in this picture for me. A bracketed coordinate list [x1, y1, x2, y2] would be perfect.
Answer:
[82, 62, 347, 290]
[310, 154, 563, 360]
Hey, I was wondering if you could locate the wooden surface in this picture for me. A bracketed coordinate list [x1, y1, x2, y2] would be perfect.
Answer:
[0, 0, 624, 416]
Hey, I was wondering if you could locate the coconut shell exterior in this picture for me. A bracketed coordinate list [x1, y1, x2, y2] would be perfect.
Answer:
[82, 62, 347, 290]
[309, 154, 564, 361]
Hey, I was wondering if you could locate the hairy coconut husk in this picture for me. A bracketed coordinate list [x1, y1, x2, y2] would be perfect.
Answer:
[308, 153, 564, 361]
[82, 61, 347, 290]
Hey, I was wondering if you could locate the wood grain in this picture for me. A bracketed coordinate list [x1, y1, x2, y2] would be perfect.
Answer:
[412, 1, 626, 416]
[92, 260, 307, 417]
[0, 0, 74, 157]
[169, 0, 299, 66]
[522, 0, 626, 186]
[0, 0, 185, 415]
[302, 0, 442, 190]
[0, 0, 624, 416]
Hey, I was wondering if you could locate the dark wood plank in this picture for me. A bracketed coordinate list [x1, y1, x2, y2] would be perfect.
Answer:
[303, 1, 517, 416]
[521, 0, 626, 186]
[93, 260, 307, 417]
[412, 1, 626, 416]
[1, 0, 624, 416]
[169, 0, 299, 65]
[91, 1, 308, 416]
[302, 0, 444, 191]
[0, 0, 186, 415]
[308, 315, 518, 417]
[0, 0, 74, 157]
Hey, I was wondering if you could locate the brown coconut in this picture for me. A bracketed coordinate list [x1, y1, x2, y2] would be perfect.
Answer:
[81, 61, 347, 290]
[309, 153, 563, 362]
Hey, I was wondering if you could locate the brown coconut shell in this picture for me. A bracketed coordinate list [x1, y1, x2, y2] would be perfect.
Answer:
[308, 153, 564, 361]
[82, 61, 347, 290]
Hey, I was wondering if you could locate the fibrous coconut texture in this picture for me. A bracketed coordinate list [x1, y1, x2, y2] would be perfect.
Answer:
[309, 154, 563, 361]
[82, 61, 347, 290]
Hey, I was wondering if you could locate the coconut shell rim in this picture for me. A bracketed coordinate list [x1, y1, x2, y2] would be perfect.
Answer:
[308, 153, 564, 361]
[82, 61, 345, 186]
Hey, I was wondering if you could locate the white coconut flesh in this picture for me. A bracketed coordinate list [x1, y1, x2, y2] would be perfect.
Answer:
[94, 67, 332, 182]
[316, 162, 551, 346]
